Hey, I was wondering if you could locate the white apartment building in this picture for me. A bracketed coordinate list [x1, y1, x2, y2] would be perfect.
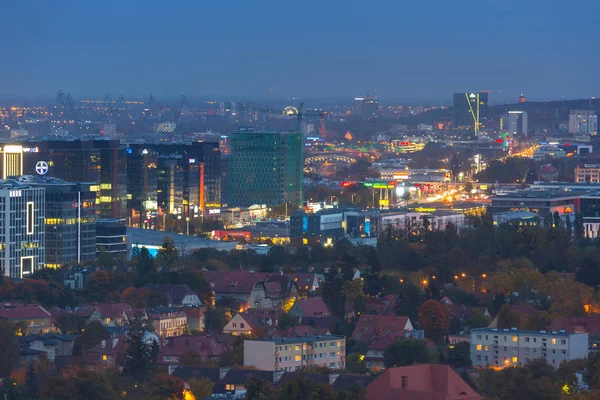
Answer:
[0, 180, 45, 278]
[470, 328, 588, 369]
[244, 335, 346, 372]
[569, 110, 598, 135]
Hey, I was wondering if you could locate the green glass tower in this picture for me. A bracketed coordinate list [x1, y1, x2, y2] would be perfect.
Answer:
[228, 129, 303, 207]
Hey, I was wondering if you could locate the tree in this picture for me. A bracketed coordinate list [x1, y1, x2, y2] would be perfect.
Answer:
[0, 320, 20, 378]
[74, 320, 108, 354]
[0, 378, 29, 400]
[143, 373, 184, 400]
[447, 342, 470, 369]
[395, 282, 424, 323]
[40, 368, 116, 400]
[345, 352, 367, 374]
[189, 377, 214, 399]
[384, 339, 431, 368]
[418, 300, 449, 343]
[496, 304, 521, 329]
[122, 318, 159, 382]
[245, 377, 275, 400]
[156, 237, 179, 269]
[55, 312, 85, 334]
[135, 246, 155, 276]
[342, 280, 365, 303]
[277, 313, 298, 330]
[26, 363, 38, 399]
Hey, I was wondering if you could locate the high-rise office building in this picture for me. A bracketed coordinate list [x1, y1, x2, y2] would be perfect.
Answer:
[352, 96, 380, 118]
[229, 129, 303, 207]
[14, 139, 128, 219]
[569, 110, 598, 135]
[17, 176, 97, 268]
[1, 145, 24, 179]
[507, 111, 528, 137]
[126, 142, 221, 226]
[0, 180, 45, 278]
[453, 92, 488, 136]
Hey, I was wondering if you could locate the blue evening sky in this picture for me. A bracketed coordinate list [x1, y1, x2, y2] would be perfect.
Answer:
[0, 0, 598, 103]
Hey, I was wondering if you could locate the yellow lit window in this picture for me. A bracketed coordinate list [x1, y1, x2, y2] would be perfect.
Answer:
[105, 318, 111, 324]
[484, 345, 489, 351]
[90, 185, 100, 192]
[552, 338, 556, 345]
[102, 354, 107, 361]
[295, 345, 300, 351]
[512, 357, 518, 363]
[294, 355, 301, 361]
[476, 344, 482, 351]
[512, 336, 518, 342]
[100, 183, 112, 190]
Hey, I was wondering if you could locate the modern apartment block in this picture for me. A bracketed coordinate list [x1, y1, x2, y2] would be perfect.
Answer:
[575, 164, 600, 183]
[470, 328, 588, 368]
[244, 335, 346, 372]
[569, 110, 598, 135]
[0, 180, 45, 278]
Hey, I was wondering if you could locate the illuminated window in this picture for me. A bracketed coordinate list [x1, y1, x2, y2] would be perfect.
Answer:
[552, 338, 557, 345]
[476, 344, 482, 351]
[512, 357, 518, 363]
[295, 345, 300, 351]
[484, 345, 489, 351]
[26, 202, 34, 234]
[105, 318, 111, 324]
[294, 355, 301, 361]
[512, 336, 518, 342]
[102, 354, 107, 361]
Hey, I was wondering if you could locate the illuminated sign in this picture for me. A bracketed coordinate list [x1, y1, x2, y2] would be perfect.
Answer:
[303, 216, 308, 232]
[23, 147, 39, 153]
[205, 203, 221, 208]
[35, 161, 49, 175]
[363, 183, 373, 187]
[414, 207, 437, 213]
[208, 209, 221, 214]
[341, 181, 356, 187]
[189, 158, 196, 164]
[126, 148, 133, 154]
[564, 206, 573, 214]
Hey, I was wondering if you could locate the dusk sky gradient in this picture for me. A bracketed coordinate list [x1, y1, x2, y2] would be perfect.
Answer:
[1, 0, 599, 103]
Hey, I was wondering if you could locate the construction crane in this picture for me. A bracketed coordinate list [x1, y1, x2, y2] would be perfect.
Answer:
[114, 94, 124, 116]
[173, 94, 189, 122]
[295, 102, 328, 137]
[56, 89, 76, 120]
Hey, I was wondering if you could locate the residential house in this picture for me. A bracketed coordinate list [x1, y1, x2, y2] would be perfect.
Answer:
[63, 265, 96, 291]
[364, 330, 425, 370]
[19, 334, 75, 362]
[179, 306, 207, 332]
[351, 315, 414, 343]
[365, 364, 483, 400]
[204, 271, 271, 309]
[223, 308, 281, 336]
[142, 284, 202, 307]
[0, 303, 54, 335]
[158, 335, 228, 365]
[87, 332, 159, 367]
[73, 303, 137, 327]
[287, 273, 319, 293]
[289, 297, 331, 320]
[146, 307, 187, 338]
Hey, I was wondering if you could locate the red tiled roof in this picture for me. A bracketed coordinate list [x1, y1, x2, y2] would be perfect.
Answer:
[352, 315, 412, 343]
[551, 316, 600, 335]
[292, 297, 331, 317]
[204, 271, 265, 294]
[0, 302, 51, 320]
[365, 364, 483, 400]
[272, 325, 330, 338]
[159, 335, 227, 360]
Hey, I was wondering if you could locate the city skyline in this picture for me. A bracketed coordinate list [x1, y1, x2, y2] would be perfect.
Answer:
[0, 0, 599, 102]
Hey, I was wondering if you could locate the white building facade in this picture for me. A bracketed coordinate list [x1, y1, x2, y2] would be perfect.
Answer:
[569, 110, 598, 135]
[0, 181, 45, 278]
[470, 328, 588, 369]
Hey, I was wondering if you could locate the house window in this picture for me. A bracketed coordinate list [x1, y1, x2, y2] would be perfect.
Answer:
[477, 335, 481, 340]
[401, 376, 408, 389]
[512, 357, 518, 363]
[512, 336, 518, 343]
[330, 352, 335, 357]
[476, 345, 482, 351]
[476, 355, 481, 361]
[552, 339, 556, 345]
[295, 355, 301, 361]
[561, 339, 566, 345]
[484, 345, 488, 351]
[105, 318, 111, 324]
[225, 384, 235, 391]
[102, 354, 107, 361]
[295, 345, 300, 351]
[525, 337, 530, 343]
[240, 323, 245, 329]
[562, 350, 566, 355]
[232, 323, 237, 328]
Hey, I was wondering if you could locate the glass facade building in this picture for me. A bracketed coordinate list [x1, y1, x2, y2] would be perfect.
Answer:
[228, 129, 303, 207]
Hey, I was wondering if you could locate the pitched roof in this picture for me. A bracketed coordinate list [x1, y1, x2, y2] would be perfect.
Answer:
[365, 364, 483, 400]
[172, 366, 222, 382]
[352, 315, 412, 343]
[0, 303, 51, 320]
[551, 316, 600, 336]
[142, 284, 199, 305]
[159, 335, 227, 360]
[204, 271, 264, 294]
[292, 297, 331, 317]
